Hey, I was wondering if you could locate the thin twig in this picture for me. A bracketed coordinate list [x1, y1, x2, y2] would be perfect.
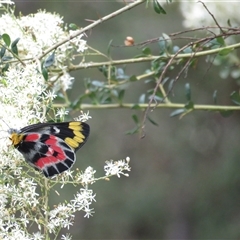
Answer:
[140, 38, 240, 137]
[111, 28, 240, 49]
[140, 43, 191, 138]
[199, 1, 224, 34]
[37, 0, 146, 60]
[68, 41, 240, 71]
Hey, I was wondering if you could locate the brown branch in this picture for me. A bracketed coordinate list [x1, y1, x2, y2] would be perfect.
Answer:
[37, 0, 146, 60]
[140, 29, 240, 137]
[199, 1, 224, 34]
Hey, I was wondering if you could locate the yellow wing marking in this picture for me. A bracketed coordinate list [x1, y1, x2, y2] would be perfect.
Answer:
[68, 122, 83, 131]
[65, 136, 84, 149]
[65, 122, 86, 149]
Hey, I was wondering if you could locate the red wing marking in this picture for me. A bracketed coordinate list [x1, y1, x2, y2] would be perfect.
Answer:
[35, 135, 67, 169]
[24, 133, 40, 142]
[45, 135, 58, 145]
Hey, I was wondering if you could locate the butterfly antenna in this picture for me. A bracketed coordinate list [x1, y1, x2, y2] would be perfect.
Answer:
[0, 118, 11, 138]
[0, 117, 11, 129]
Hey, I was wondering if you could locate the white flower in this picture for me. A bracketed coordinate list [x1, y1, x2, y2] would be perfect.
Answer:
[47, 204, 74, 233]
[32, 232, 44, 240]
[74, 111, 92, 122]
[56, 108, 69, 118]
[104, 157, 131, 178]
[61, 233, 72, 240]
[70, 188, 96, 216]
[79, 166, 96, 186]
[42, 91, 57, 101]
[69, 31, 88, 53]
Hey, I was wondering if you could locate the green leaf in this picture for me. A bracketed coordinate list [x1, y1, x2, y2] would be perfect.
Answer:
[41, 67, 48, 81]
[158, 36, 166, 53]
[185, 83, 191, 101]
[144, 79, 156, 84]
[125, 126, 140, 135]
[147, 89, 163, 102]
[131, 104, 141, 110]
[116, 68, 129, 80]
[213, 90, 217, 104]
[2, 33, 11, 47]
[134, 54, 148, 58]
[69, 23, 78, 30]
[185, 101, 194, 110]
[231, 69, 240, 79]
[227, 19, 232, 27]
[100, 95, 111, 104]
[98, 66, 108, 78]
[129, 75, 138, 82]
[168, 79, 174, 92]
[118, 89, 125, 102]
[216, 36, 225, 46]
[205, 38, 222, 49]
[139, 93, 145, 103]
[162, 33, 172, 51]
[173, 45, 180, 53]
[142, 47, 152, 55]
[0, 46, 6, 58]
[218, 48, 233, 56]
[147, 116, 159, 126]
[153, 0, 166, 14]
[11, 37, 20, 48]
[183, 47, 192, 53]
[132, 114, 139, 124]
[44, 51, 55, 68]
[1, 56, 12, 62]
[91, 80, 104, 87]
[11, 45, 18, 55]
[2, 63, 9, 73]
[11, 38, 20, 55]
[162, 77, 169, 86]
[230, 91, 240, 105]
[220, 110, 233, 117]
[170, 109, 186, 117]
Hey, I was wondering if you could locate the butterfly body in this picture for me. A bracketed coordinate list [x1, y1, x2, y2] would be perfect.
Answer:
[8, 121, 90, 178]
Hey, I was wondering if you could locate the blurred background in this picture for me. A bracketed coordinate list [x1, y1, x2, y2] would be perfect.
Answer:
[15, 1, 240, 239]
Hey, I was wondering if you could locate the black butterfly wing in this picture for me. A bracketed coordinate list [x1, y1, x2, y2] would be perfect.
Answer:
[16, 121, 90, 177]
[20, 121, 90, 152]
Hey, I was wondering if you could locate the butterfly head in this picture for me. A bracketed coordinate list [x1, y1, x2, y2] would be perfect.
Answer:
[7, 128, 23, 147]
[0, 119, 23, 147]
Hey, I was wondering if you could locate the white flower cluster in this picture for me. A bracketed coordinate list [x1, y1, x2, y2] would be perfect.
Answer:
[74, 111, 92, 122]
[0, 7, 87, 92]
[79, 166, 96, 185]
[104, 157, 131, 178]
[0, 1, 92, 239]
[44, 156, 131, 235]
[0, 180, 42, 240]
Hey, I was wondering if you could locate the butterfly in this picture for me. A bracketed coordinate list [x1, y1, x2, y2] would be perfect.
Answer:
[8, 121, 90, 178]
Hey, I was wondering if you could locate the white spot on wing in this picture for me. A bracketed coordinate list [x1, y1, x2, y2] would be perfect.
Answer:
[53, 126, 60, 133]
